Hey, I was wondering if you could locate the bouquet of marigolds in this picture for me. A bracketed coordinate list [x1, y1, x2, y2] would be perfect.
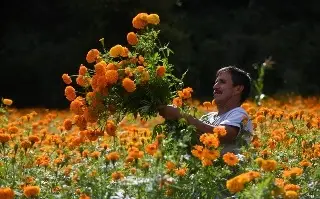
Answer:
[62, 13, 184, 130]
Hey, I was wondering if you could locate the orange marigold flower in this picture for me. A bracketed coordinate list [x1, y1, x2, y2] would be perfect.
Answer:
[28, 135, 40, 144]
[94, 61, 107, 76]
[70, 98, 85, 115]
[21, 140, 31, 150]
[106, 63, 117, 70]
[203, 101, 212, 109]
[74, 115, 87, 131]
[105, 70, 119, 85]
[200, 133, 219, 148]
[172, 97, 183, 107]
[284, 184, 300, 192]
[145, 143, 158, 155]
[111, 171, 124, 181]
[62, 73, 72, 84]
[120, 47, 129, 57]
[165, 161, 176, 171]
[127, 32, 138, 45]
[109, 45, 124, 57]
[122, 78, 136, 92]
[299, 159, 312, 167]
[63, 119, 73, 131]
[79, 193, 91, 199]
[223, 152, 239, 166]
[106, 151, 120, 162]
[132, 13, 148, 29]
[76, 75, 90, 87]
[0, 133, 10, 143]
[2, 98, 13, 106]
[86, 49, 100, 63]
[106, 120, 117, 136]
[83, 107, 98, 123]
[90, 151, 101, 159]
[65, 86, 77, 101]
[147, 14, 160, 25]
[175, 167, 187, 177]
[79, 64, 88, 75]
[213, 125, 227, 137]
[0, 187, 15, 199]
[156, 65, 166, 77]
[23, 186, 40, 198]
[226, 177, 246, 193]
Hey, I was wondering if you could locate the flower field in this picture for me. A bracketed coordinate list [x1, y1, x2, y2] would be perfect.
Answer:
[0, 13, 319, 199]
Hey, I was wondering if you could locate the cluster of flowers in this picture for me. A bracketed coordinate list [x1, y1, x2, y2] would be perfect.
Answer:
[62, 13, 182, 132]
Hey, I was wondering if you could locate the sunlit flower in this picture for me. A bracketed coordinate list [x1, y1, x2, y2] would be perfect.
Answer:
[65, 86, 77, 101]
[156, 66, 166, 77]
[127, 32, 138, 45]
[0, 187, 14, 199]
[122, 78, 136, 92]
[86, 49, 100, 63]
[62, 74, 72, 84]
[23, 186, 40, 198]
[223, 152, 239, 166]
[109, 45, 124, 57]
[2, 98, 13, 106]
[147, 14, 160, 25]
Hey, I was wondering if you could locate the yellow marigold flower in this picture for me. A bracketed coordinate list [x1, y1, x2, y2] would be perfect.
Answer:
[122, 78, 136, 92]
[86, 49, 100, 63]
[127, 32, 138, 45]
[141, 71, 150, 82]
[105, 70, 119, 85]
[64, 86, 77, 101]
[255, 157, 264, 166]
[223, 152, 239, 166]
[23, 186, 40, 198]
[111, 171, 124, 181]
[147, 14, 160, 25]
[62, 73, 72, 84]
[156, 65, 166, 77]
[2, 98, 13, 106]
[284, 190, 299, 199]
[261, 159, 277, 172]
[109, 45, 124, 57]
[0, 187, 15, 199]
[0, 133, 10, 143]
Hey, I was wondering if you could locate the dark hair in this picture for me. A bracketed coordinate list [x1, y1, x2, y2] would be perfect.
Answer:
[217, 66, 252, 104]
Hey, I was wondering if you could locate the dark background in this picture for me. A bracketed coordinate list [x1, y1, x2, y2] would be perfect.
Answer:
[1, 0, 320, 108]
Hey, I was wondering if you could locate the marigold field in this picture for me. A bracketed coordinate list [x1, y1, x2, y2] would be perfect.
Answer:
[0, 96, 319, 199]
[1, 12, 320, 199]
